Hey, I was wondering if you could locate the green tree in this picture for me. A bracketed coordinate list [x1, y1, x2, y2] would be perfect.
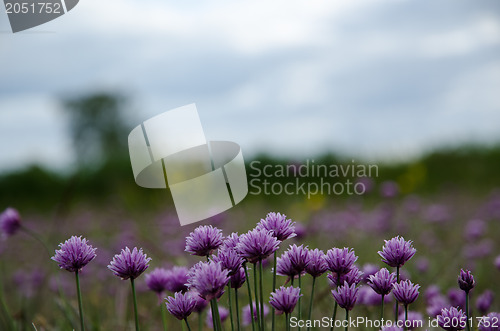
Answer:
[62, 93, 132, 166]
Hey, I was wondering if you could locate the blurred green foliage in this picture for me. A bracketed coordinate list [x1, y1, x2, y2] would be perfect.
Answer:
[1, 91, 500, 214]
[62, 93, 132, 166]
[2, 143, 500, 215]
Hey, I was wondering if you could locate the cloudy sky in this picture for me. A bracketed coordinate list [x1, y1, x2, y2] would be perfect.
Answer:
[1, 0, 499, 172]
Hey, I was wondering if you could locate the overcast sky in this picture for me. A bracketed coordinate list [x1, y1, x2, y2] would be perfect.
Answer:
[1, 0, 499, 172]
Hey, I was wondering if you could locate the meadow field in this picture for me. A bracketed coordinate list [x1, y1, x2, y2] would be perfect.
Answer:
[1, 147, 500, 331]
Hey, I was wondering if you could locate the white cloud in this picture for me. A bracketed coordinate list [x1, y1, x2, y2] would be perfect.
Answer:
[0, 0, 500, 171]
[0, 95, 72, 171]
[420, 16, 500, 58]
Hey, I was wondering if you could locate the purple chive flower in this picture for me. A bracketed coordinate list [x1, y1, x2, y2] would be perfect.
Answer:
[458, 269, 475, 293]
[243, 303, 270, 326]
[325, 247, 358, 275]
[206, 306, 229, 328]
[293, 223, 306, 240]
[236, 228, 280, 264]
[476, 290, 494, 315]
[495, 255, 500, 270]
[221, 232, 240, 250]
[331, 281, 359, 311]
[108, 247, 151, 280]
[187, 261, 229, 301]
[286, 244, 309, 272]
[479, 312, 500, 331]
[305, 248, 328, 277]
[437, 307, 467, 331]
[185, 225, 223, 257]
[362, 264, 380, 282]
[463, 240, 494, 260]
[425, 285, 442, 302]
[424, 204, 451, 223]
[341, 266, 364, 285]
[187, 290, 208, 313]
[257, 212, 296, 241]
[165, 266, 190, 293]
[165, 291, 196, 320]
[380, 180, 399, 198]
[276, 244, 309, 278]
[415, 257, 429, 273]
[12, 268, 45, 298]
[212, 246, 243, 275]
[368, 268, 397, 296]
[464, 219, 486, 241]
[230, 267, 246, 289]
[378, 236, 416, 268]
[51, 236, 97, 272]
[359, 286, 393, 306]
[0, 207, 21, 237]
[356, 177, 374, 193]
[393, 280, 420, 306]
[427, 295, 449, 318]
[269, 286, 302, 314]
[328, 266, 364, 287]
[276, 252, 296, 278]
[448, 288, 466, 310]
[380, 327, 403, 331]
[145, 268, 169, 296]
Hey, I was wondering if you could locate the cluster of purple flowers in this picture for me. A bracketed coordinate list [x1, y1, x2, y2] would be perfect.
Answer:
[3, 205, 494, 331]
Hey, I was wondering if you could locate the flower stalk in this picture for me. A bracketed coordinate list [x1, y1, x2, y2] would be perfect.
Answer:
[271, 251, 277, 331]
[131, 278, 140, 331]
[75, 270, 85, 331]
[228, 281, 235, 331]
[307, 276, 316, 331]
[244, 263, 256, 331]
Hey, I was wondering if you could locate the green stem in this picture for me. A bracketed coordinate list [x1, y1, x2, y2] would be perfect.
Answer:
[405, 304, 408, 330]
[344, 309, 349, 331]
[161, 301, 168, 331]
[285, 313, 290, 331]
[131, 278, 140, 331]
[185, 318, 192, 331]
[253, 263, 261, 331]
[198, 312, 202, 331]
[298, 273, 302, 331]
[259, 260, 265, 331]
[210, 299, 218, 331]
[271, 251, 277, 331]
[228, 282, 235, 331]
[213, 298, 223, 331]
[395, 266, 400, 322]
[235, 287, 241, 331]
[330, 301, 338, 331]
[380, 294, 384, 321]
[307, 276, 316, 331]
[466, 292, 471, 331]
[244, 263, 256, 331]
[75, 270, 85, 331]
